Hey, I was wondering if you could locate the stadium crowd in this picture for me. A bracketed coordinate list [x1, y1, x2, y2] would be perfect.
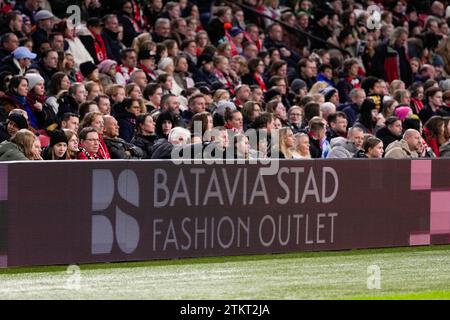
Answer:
[0, 0, 450, 161]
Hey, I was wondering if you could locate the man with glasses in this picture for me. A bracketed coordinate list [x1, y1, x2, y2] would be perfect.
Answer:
[288, 106, 304, 133]
[0, 33, 19, 60]
[77, 127, 103, 160]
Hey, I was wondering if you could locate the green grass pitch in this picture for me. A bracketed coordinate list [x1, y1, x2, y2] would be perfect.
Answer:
[0, 245, 449, 299]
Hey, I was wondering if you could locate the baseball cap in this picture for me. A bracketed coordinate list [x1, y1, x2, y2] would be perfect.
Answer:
[12, 46, 37, 60]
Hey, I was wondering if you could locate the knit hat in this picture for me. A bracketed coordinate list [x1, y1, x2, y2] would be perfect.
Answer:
[320, 87, 338, 102]
[24, 73, 44, 90]
[98, 59, 117, 74]
[197, 54, 213, 67]
[229, 27, 243, 38]
[290, 79, 307, 94]
[314, 9, 329, 22]
[394, 106, 412, 121]
[157, 57, 173, 71]
[138, 50, 156, 61]
[215, 101, 236, 116]
[432, 54, 444, 67]
[264, 88, 282, 103]
[7, 113, 28, 130]
[49, 129, 68, 147]
[79, 61, 97, 78]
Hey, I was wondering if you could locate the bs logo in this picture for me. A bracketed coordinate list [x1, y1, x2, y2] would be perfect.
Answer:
[91, 169, 140, 254]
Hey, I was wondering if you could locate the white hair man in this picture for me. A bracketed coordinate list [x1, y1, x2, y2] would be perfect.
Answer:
[150, 127, 191, 159]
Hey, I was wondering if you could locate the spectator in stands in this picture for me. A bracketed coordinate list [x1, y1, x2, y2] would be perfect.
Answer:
[131, 113, 157, 158]
[297, 58, 317, 90]
[181, 93, 206, 126]
[376, 116, 403, 151]
[95, 95, 112, 116]
[291, 133, 311, 159]
[115, 48, 138, 86]
[42, 129, 69, 160]
[29, 49, 58, 87]
[0, 46, 36, 76]
[423, 116, 447, 157]
[101, 14, 125, 62]
[2, 11, 25, 39]
[354, 99, 385, 135]
[173, 55, 194, 92]
[307, 118, 327, 159]
[151, 126, 191, 159]
[114, 98, 142, 142]
[116, 0, 141, 48]
[192, 54, 218, 86]
[98, 59, 118, 88]
[57, 83, 87, 117]
[372, 27, 413, 87]
[242, 58, 267, 92]
[46, 72, 71, 114]
[77, 127, 103, 160]
[106, 84, 126, 106]
[420, 87, 443, 124]
[155, 111, 176, 140]
[0, 128, 39, 161]
[0, 33, 19, 60]
[356, 137, 384, 159]
[24, 73, 57, 131]
[102, 115, 143, 159]
[79, 18, 107, 65]
[232, 133, 250, 159]
[242, 101, 262, 132]
[384, 129, 421, 159]
[327, 112, 348, 141]
[207, 6, 233, 46]
[60, 113, 80, 133]
[143, 83, 163, 112]
[79, 112, 110, 159]
[0, 111, 28, 143]
[152, 18, 173, 43]
[63, 129, 79, 159]
[31, 10, 55, 53]
[272, 127, 295, 159]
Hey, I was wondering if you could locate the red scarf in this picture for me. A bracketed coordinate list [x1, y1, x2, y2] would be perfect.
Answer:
[116, 65, 135, 78]
[132, 0, 144, 30]
[93, 32, 107, 63]
[138, 63, 157, 81]
[98, 135, 111, 160]
[214, 69, 234, 94]
[253, 73, 267, 92]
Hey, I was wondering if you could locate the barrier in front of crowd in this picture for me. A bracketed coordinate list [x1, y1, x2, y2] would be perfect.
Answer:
[0, 159, 449, 267]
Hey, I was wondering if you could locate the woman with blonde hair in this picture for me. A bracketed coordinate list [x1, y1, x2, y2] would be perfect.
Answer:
[132, 33, 152, 55]
[213, 89, 230, 104]
[309, 81, 329, 95]
[273, 127, 295, 159]
[389, 80, 406, 96]
[0, 129, 40, 161]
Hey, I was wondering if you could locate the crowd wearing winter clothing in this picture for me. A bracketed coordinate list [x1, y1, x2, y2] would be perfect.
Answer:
[1, 0, 450, 162]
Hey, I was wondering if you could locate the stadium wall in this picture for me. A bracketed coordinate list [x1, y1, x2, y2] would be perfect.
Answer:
[0, 159, 449, 267]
